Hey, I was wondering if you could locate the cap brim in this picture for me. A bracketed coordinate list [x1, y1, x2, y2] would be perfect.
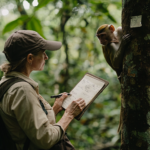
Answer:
[43, 40, 62, 51]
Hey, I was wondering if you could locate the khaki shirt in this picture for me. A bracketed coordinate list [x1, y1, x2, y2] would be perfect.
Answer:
[0, 71, 64, 150]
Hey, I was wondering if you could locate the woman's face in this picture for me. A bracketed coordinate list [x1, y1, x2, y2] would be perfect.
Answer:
[32, 50, 48, 71]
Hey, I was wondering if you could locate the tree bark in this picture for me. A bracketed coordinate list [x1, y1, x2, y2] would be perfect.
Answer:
[121, 0, 150, 149]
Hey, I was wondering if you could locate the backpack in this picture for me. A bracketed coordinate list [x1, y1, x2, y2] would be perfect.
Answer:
[0, 77, 31, 150]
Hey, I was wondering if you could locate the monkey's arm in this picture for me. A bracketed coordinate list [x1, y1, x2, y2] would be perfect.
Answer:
[108, 34, 131, 70]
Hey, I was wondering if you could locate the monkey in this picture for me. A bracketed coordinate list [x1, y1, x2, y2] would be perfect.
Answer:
[96, 24, 132, 132]
[96, 24, 131, 82]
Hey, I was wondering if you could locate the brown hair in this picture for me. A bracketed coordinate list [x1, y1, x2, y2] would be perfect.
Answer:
[96, 24, 109, 34]
[0, 49, 43, 74]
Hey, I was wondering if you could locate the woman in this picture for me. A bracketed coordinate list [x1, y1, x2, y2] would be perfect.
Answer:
[0, 30, 86, 150]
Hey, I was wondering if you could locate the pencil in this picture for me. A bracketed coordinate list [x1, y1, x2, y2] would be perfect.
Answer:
[50, 93, 71, 98]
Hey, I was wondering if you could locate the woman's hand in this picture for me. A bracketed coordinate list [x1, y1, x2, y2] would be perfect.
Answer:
[52, 93, 68, 116]
[65, 98, 86, 118]
[57, 98, 86, 131]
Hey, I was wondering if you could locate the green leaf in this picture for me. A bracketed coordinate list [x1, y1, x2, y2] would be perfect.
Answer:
[2, 15, 29, 35]
[90, 0, 103, 4]
[107, 13, 117, 23]
[26, 0, 34, 5]
[34, 0, 52, 11]
[26, 16, 45, 38]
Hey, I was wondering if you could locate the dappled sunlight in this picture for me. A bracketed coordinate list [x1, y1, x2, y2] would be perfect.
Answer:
[32, 0, 38, 7]
[23, 0, 30, 10]
[1, 8, 9, 16]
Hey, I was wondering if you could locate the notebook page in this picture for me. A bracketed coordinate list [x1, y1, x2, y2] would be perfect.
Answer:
[62, 74, 105, 109]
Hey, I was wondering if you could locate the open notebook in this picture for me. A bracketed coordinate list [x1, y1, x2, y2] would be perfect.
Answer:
[62, 73, 109, 120]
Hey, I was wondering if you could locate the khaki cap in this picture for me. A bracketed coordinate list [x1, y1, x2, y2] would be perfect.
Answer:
[3, 30, 62, 62]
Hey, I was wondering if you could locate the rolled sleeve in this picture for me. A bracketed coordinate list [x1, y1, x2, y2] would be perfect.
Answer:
[10, 82, 64, 149]
[53, 124, 65, 140]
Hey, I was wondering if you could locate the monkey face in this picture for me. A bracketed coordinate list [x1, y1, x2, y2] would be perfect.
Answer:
[96, 32, 109, 46]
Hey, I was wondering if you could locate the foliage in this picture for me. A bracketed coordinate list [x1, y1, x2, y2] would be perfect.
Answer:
[0, 0, 122, 149]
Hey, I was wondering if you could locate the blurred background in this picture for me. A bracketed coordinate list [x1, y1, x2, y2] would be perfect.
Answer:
[0, 0, 122, 149]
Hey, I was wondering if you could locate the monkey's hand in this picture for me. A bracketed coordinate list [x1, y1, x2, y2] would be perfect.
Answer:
[110, 34, 131, 70]
[121, 34, 132, 47]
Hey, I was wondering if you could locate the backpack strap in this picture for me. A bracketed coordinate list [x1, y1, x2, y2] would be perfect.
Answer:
[0, 77, 27, 101]
[0, 77, 31, 150]
[39, 98, 48, 115]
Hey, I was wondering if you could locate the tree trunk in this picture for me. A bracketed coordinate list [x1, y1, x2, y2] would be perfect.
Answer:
[121, 0, 150, 149]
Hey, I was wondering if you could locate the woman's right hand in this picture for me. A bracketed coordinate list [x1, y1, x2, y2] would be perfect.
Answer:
[65, 98, 86, 118]
[57, 98, 86, 131]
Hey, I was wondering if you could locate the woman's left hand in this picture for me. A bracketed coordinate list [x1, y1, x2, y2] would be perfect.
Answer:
[52, 92, 68, 116]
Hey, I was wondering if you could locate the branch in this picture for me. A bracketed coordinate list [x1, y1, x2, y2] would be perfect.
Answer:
[15, 0, 27, 29]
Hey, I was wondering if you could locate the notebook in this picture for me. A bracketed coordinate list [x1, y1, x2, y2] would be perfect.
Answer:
[62, 73, 109, 120]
